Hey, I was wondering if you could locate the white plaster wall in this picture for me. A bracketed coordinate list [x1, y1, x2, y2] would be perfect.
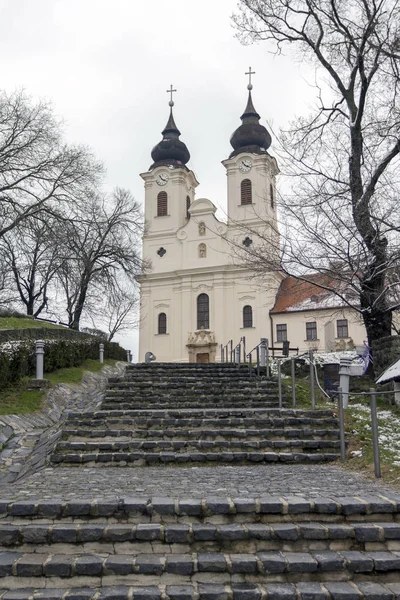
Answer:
[270, 309, 367, 353]
[138, 267, 279, 362]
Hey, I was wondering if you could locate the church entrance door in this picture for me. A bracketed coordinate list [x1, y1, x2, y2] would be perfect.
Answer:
[196, 353, 210, 363]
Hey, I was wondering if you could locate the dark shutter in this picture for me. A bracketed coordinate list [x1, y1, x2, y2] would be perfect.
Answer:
[157, 192, 168, 216]
[240, 179, 252, 205]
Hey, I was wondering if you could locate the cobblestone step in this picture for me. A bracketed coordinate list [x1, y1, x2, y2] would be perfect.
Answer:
[100, 401, 287, 410]
[124, 363, 258, 370]
[65, 408, 336, 419]
[102, 396, 285, 404]
[1, 496, 398, 523]
[2, 582, 400, 600]
[50, 450, 340, 466]
[1, 522, 400, 552]
[54, 440, 341, 453]
[62, 427, 341, 441]
[63, 416, 338, 431]
[106, 380, 282, 388]
[2, 549, 400, 585]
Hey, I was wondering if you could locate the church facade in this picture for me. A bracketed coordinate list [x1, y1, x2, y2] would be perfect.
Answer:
[138, 81, 369, 362]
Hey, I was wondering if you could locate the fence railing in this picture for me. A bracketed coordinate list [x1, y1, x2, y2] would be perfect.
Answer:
[219, 337, 392, 479]
[335, 387, 396, 478]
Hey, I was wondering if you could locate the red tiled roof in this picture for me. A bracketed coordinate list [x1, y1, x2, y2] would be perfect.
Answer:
[271, 274, 344, 313]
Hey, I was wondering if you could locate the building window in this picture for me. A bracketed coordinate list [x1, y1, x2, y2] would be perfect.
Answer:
[270, 183, 274, 209]
[240, 179, 252, 205]
[276, 324, 287, 342]
[157, 191, 168, 216]
[306, 322, 317, 341]
[158, 312, 167, 334]
[337, 319, 349, 338]
[186, 195, 190, 219]
[199, 243, 206, 258]
[197, 293, 209, 329]
[243, 305, 253, 328]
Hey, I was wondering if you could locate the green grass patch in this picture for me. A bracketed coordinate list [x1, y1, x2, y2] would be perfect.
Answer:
[343, 394, 400, 490]
[0, 317, 65, 330]
[282, 375, 333, 409]
[0, 359, 117, 415]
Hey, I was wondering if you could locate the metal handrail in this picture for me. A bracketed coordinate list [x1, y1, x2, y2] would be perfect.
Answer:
[247, 338, 269, 378]
[221, 336, 247, 364]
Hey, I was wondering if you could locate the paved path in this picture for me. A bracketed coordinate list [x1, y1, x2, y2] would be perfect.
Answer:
[2, 463, 398, 501]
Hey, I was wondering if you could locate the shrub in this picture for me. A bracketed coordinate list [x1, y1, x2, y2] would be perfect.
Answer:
[0, 338, 126, 389]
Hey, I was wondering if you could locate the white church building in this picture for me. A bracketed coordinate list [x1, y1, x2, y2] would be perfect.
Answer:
[138, 80, 367, 362]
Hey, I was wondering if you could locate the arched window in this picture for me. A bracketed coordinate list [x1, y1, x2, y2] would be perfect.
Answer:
[157, 191, 168, 216]
[270, 183, 274, 209]
[241, 179, 252, 205]
[186, 195, 191, 219]
[197, 293, 209, 329]
[243, 305, 253, 328]
[198, 243, 206, 258]
[158, 312, 167, 334]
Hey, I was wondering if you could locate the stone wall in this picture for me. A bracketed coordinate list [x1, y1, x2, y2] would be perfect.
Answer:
[372, 335, 400, 377]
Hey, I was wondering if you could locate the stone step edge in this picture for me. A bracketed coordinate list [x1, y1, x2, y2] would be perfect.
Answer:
[65, 409, 335, 417]
[62, 428, 341, 436]
[1, 521, 400, 546]
[49, 452, 340, 465]
[2, 549, 400, 579]
[0, 496, 399, 519]
[55, 441, 342, 450]
[1, 581, 400, 600]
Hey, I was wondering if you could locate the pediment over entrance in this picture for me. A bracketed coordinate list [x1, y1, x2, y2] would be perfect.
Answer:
[187, 329, 217, 362]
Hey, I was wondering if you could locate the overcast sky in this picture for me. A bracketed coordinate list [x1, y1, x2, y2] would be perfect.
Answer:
[0, 0, 315, 358]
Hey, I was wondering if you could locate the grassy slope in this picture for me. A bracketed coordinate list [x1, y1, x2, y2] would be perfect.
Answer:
[288, 375, 400, 490]
[0, 359, 117, 415]
[0, 317, 66, 330]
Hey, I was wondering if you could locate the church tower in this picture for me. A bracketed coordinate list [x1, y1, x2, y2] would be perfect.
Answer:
[140, 87, 199, 274]
[222, 69, 279, 227]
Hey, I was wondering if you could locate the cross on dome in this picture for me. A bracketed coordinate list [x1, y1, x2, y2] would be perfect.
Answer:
[166, 84, 177, 107]
[245, 67, 255, 90]
[149, 85, 190, 169]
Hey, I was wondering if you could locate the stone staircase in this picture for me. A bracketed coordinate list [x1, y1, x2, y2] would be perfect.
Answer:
[49, 363, 341, 466]
[2, 497, 400, 598]
[2, 362, 400, 597]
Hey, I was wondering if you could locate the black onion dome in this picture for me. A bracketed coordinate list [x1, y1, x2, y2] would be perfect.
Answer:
[150, 107, 190, 170]
[229, 91, 272, 159]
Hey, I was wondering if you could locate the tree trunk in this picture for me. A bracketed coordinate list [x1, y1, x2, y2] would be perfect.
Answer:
[362, 307, 392, 347]
[70, 282, 89, 330]
[26, 299, 34, 316]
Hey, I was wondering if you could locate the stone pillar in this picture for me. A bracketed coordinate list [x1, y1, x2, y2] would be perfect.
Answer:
[35, 340, 44, 380]
[339, 357, 352, 408]
[99, 343, 104, 364]
[394, 381, 400, 408]
[260, 338, 268, 367]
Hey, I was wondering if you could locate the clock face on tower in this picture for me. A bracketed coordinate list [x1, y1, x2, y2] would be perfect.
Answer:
[156, 172, 169, 186]
[238, 158, 253, 173]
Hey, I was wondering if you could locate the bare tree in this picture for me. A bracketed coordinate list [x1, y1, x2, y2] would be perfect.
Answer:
[1, 216, 62, 317]
[232, 0, 400, 351]
[56, 187, 145, 331]
[0, 90, 103, 240]
[102, 283, 138, 342]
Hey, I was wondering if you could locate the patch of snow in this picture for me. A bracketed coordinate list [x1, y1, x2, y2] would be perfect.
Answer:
[376, 357, 400, 384]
